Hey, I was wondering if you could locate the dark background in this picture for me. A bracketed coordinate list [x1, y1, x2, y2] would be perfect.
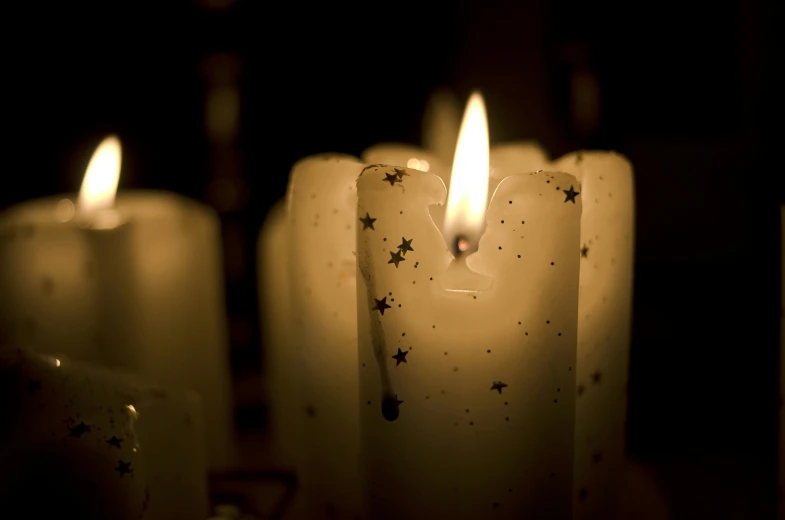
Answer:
[4, 0, 784, 517]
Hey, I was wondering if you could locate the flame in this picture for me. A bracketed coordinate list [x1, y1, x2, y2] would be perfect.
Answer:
[406, 157, 430, 172]
[77, 135, 122, 221]
[443, 92, 489, 254]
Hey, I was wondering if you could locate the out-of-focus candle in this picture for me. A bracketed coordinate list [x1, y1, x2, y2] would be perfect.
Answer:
[489, 141, 550, 195]
[550, 151, 635, 519]
[780, 205, 785, 519]
[356, 93, 581, 519]
[0, 347, 208, 519]
[421, 88, 461, 166]
[284, 154, 366, 518]
[0, 136, 236, 470]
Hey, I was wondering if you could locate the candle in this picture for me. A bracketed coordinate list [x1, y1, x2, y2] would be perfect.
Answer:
[356, 93, 581, 519]
[284, 154, 366, 518]
[550, 151, 635, 518]
[0, 347, 208, 519]
[0, 136, 236, 470]
[421, 88, 462, 166]
[780, 205, 785, 519]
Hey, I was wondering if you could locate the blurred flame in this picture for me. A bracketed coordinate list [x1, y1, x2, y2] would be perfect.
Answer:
[406, 157, 430, 172]
[77, 136, 122, 220]
[444, 92, 489, 253]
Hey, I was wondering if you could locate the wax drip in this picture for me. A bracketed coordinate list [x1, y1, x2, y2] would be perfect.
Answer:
[358, 221, 399, 422]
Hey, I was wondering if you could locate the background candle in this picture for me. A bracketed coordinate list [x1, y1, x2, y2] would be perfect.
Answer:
[489, 141, 550, 195]
[550, 151, 635, 519]
[356, 165, 581, 519]
[421, 88, 461, 166]
[0, 140, 236, 470]
[0, 347, 208, 519]
[285, 153, 366, 519]
[780, 205, 785, 519]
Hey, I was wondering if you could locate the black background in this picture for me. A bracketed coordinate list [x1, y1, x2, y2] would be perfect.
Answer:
[4, 0, 784, 517]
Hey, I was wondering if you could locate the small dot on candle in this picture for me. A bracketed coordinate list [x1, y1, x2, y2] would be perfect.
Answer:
[465, 408, 470, 413]
[501, 220, 505, 224]
[498, 246, 502, 250]
[546, 320, 550, 324]
[504, 401, 508, 405]
[550, 262, 554, 265]
[517, 254, 521, 258]
[402, 332, 406, 337]
[558, 332, 562, 336]
[469, 421, 474, 425]
[505, 417, 509, 421]
[508, 200, 512, 204]
[487, 349, 491, 353]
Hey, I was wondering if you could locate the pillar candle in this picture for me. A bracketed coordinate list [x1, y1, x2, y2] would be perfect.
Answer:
[421, 88, 461, 166]
[550, 151, 635, 519]
[285, 153, 366, 518]
[0, 137, 236, 470]
[489, 141, 550, 195]
[779, 205, 785, 519]
[355, 93, 581, 519]
[0, 347, 208, 519]
[257, 199, 297, 469]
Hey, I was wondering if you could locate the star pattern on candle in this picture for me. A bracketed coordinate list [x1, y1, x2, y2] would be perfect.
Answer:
[581, 245, 589, 258]
[392, 348, 408, 366]
[383, 172, 401, 186]
[591, 371, 602, 384]
[394, 167, 410, 180]
[68, 421, 91, 438]
[388, 250, 406, 268]
[372, 297, 391, 315]
[563, 185, 580, 204]
[359, 212, 377, 230]
[115, 460, 133, 477]
[490, 381, 508, 394]
[397, 237, 414, 255]
[107, 436, 123, 449]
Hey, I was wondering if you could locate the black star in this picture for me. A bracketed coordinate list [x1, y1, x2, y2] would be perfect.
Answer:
[394, 167, 410, 179]
[580, 245, 589, 258]
[359, 212, 377, 230]
[563, 185, 580, 204]
[107, 436, 123, 449]
[383, 172, 400, 186]
[28, 380, 42, 394]
[577, 384, 586, 397]
[68, 421, 91, 438]
[592, 451, 603, 464]
[591, 371, 602, 384]
[115, 460, 133, 477]
[388, 250, 406, 268]
[304, 404, 316, 417]
[392, 348, 408, 366]
[490, 381, 508, 394]
[372, 297, 391, 315]
[397, 237, 414, 255]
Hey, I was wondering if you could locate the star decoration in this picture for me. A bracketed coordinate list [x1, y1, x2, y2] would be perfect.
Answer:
[392, 348, 408, 366]
[28, 380, 42, 394]
[115, 460, 133, 477]
[577, 384, 586, 397]
[388, 250, 406, 268]
[581, 245, 589, 258]
[591, 371, 602, 384]
[394, 167, 410, 179]
[383, 172, 401, 186]
[372, 297, 391, 315]
[490, 381, 508, 394]
[563, 185, 580, 204]
[68, 421, 91, 438]
[359, 212, 377, 230]
[397, 237, 414, 255]
[107, 436, 123, 449]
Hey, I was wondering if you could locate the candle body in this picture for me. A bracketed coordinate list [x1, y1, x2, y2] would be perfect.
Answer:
[0, 191, 236, 470]
[0, 347, 208, 519]
[489, 141, 550, 196]
[285, 154, 366, 518]
[550, 151, 635, 519]
[257, 199, 298, 469]
[356, 165, 581, 519]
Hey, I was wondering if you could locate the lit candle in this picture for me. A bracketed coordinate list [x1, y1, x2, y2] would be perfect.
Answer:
[356, 93, 581, 519]
[0, 347, 208, 519]
[0, 135, 236, 470]
[550, 151, 635, 518]
[284, 154, 366, 518]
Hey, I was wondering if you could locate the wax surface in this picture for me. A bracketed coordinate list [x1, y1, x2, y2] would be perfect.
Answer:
[0, 347, 208, 520]
[356, 165, 581, 519]
[0, 191, 235, 470]
[285, 154, 366, 519]
[550, 151, 635, 519]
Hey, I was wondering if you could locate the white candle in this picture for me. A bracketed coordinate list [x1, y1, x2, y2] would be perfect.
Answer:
[0, 347, 208, 519]
[356, 93, 581, 519]
[0, 136, 236, 470]
[421, 88, 462, 166]
[550, 151, 635, 519]
[285, 153, 366, 518]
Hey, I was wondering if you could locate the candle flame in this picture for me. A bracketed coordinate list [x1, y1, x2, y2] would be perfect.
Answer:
[77, 135, 122, 220]
[443, 92, 489, 255]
